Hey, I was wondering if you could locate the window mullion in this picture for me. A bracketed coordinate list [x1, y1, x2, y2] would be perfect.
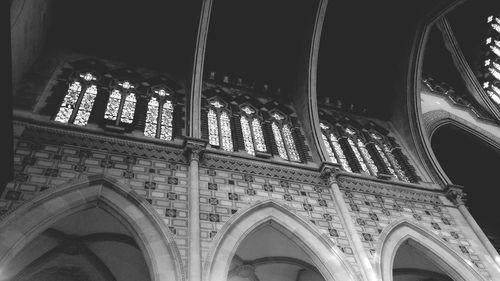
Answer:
[68, 83, 86, 124]
[156, 100, 164, 138]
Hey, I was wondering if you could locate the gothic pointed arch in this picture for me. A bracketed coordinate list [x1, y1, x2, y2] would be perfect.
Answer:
[375, 220, 485, 281]
[0, 174, 185, 281]
[423, 109, 500, 149]
[202, 199, 358, 281]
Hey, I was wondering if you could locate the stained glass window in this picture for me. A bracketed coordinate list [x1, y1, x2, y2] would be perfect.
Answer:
[241, 116, 255, 155]
[282, 124, 300, 162]
[105, 89, 122, 121]
[220, 111, 233, 151]
[252, 118, 266, 152]
[272, 122, 288, 160]
[383, 144, 410, 182]
[73, 85, 97, 126]
[357, 139, 378, 175]
[104, 81, 138, 125]
[207, 99, 233, 151]
[238, 106, 267, 156]
[322, 133, 337, 163]
[269, 112, 301, 162]
[55, 81, 82, 124]
[120, 93, 136, 123]
[319, 122, 352, 171]
[208, 108, 219, 146]
[347, 137, 369, 174]
[144, 98, 159, 138]
[143, 89, 174, 141]
[482, 15, 500, 105]
[55, 72, 99, 126]
[330, 132, 351, 172]
[160, 100, 174, 140]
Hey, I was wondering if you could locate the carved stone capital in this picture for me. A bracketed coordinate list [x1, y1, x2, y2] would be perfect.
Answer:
[445, 184, 467, 206]
[183, 137, 207, 162]
[320, 162, 341, 185]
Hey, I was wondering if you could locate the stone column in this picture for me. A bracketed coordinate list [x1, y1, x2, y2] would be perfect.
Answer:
[184, 138, 207, 281]
[321, 166, 378, 281]
[445, 185, 500, 274]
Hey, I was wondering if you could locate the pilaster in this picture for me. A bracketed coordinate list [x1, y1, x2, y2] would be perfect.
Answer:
[445, 184, 500, 277]
[320, 163, 378, 281]
[184, 137, 207, 281]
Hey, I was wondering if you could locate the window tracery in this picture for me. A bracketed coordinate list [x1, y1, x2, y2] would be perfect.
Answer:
[482, 15, 500, 105]
[239, 105, 267, 156]
[207, 99, 233, 151]
[104, 81, 137, 124]
[144, 88, 174, 141]
[319, 120, 417, 183]
[54, 72, 98, 126]
[270, 112, 301, 162]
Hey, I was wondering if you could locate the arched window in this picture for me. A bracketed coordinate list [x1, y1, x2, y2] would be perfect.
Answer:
[104, 81, 137, 124]
[239, 105, 267, 156]
[320, 122, 351, 172]
[368, 132, 411, 182]
[54, 72, 98, 126]
[207, 99, 233, 152]
[482, 15, 500, 104]
[270, 112, 300, 162]
[144, 88, 174, 141]
[344, 127, 377, 175]
[319, 119, 419, 183]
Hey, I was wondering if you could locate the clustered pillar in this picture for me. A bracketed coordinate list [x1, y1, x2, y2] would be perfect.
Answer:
[322, 166, 378, 281]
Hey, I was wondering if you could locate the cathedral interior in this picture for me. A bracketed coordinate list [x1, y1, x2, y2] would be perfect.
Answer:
[4, 0, 500, 280]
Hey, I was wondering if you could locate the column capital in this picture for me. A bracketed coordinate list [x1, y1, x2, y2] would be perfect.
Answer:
[183, 137, 207, 162]
[444, 184, 467, 206]
[320, 162, 341, 185]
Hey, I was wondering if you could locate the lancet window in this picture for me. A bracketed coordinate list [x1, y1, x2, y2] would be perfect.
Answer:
[320, 119, 418, 183]
[483, 15, 500, 104]
[104, 81, 137, 124]
[144, 88, 174, 141]
[320, 122, 351, 172]
[270, 112, 300, 162]
[344, 127, 376, 175]
[54, 72, 99, 126]
[239, 105, 267, 156]
[207, 99, 233, 152]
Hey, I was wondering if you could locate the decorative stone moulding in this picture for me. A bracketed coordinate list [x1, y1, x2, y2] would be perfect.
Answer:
[336, 174, 444, 205]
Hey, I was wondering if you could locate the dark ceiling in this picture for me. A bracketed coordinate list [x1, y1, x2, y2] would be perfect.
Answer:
[40, 0, 496, 120]
[432, 124, 500, 250]
[48, 0, 203, 76]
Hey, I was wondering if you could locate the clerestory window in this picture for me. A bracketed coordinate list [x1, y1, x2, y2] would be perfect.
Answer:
[54, 72, 98, 126]
[104, 81, 137, 125]
[483, 15, 500, 104]
[207, 99, 234, 152]
[270, 112, 300, 162]
[239, 105, 267, 156]
[320, 120, 418, 183]
[144, 88, 174, 141]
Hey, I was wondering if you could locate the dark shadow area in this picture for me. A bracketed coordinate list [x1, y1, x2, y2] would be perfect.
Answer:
[432, 124, 500, 251]
[204, 0, 319, 94]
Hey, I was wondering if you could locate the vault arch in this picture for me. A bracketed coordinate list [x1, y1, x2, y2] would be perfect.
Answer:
[203, 199, 358, 281]
[375, 219, 484, 281]
[0, 174, 185, 281]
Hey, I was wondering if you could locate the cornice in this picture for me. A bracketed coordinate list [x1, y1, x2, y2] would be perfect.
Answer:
[14, 119, 188, 164]
[200, 153, 326, 186]
[336, 173, 446, 206]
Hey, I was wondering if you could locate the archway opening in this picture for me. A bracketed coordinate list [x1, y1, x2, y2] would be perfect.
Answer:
[393, 239, 452, 281]
[431, 124, 500, 251]
[227, 222, 325, 281]
[3, 206, 151, 281]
